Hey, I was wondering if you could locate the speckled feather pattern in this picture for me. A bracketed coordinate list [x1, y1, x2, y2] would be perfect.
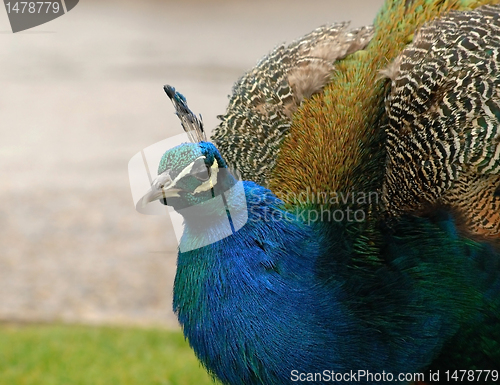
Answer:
[383, 5, 500, 236]
[212, 23, 373, 187]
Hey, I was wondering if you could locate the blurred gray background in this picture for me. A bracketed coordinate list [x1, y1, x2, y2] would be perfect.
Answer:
[0, 0, 384, 328]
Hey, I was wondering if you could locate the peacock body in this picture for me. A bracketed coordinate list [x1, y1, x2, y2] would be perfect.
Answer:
[137, 0, 500, 383]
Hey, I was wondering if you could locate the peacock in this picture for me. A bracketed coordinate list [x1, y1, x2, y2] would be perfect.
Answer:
[137, 0, 500, 384]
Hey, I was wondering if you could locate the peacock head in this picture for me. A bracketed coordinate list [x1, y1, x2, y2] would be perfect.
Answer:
[138, 84, 244, 216]
[139, 140, 236, 212]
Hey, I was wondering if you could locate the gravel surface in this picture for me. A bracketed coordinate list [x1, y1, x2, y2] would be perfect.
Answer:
[0, 0, 383, 327]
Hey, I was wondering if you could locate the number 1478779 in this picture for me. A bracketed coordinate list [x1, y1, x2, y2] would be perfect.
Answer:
[445, 370, 499, 382]
[5, 2, 60, 14]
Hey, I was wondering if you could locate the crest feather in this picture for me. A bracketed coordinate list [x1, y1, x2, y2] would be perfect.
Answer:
[164, 85, 207, 143]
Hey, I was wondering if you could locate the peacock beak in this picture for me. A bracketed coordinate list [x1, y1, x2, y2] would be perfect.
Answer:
[136, 170, 181, 209]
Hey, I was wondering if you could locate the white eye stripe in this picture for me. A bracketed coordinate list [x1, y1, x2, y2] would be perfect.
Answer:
[168, 156, 219, 193]
[193, 162, 219, 194]
[170, 156, 205, 186]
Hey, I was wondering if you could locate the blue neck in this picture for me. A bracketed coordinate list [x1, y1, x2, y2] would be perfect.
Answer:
[174, 182, 348, 383]
[172, 182, 453, 384]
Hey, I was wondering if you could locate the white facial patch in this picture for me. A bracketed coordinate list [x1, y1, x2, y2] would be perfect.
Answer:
[193, 160, 219, 194]
[165, 156, 219, 195]
[170, 155, 205, 186]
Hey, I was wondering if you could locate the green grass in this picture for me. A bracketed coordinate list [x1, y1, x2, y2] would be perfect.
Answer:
[0, 323, 219, 385]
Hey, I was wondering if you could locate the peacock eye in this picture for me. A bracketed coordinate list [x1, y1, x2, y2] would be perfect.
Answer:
[194, 166, 211, 181]
[191, 159, 211, 181]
